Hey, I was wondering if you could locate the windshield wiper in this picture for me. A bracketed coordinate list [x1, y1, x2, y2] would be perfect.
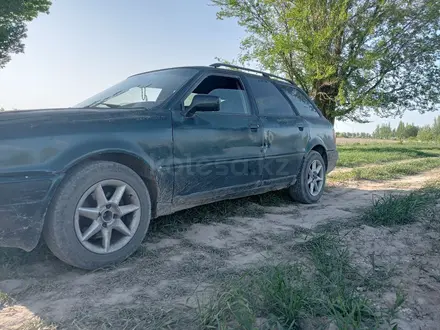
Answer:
[85, 90, 127, 108]
[99, 102, 121, 108]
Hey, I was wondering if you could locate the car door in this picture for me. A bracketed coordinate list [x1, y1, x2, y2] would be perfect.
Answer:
[245, 76, 309, 186]
[172, 73, 264, 205]
[278, 83, 335, 151]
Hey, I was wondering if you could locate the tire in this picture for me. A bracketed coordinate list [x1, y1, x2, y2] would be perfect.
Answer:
[43, 161, 151, 270]
[289, 151, 326, 204]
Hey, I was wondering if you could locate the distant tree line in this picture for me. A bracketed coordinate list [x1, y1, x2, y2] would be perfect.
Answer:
[336, 132, 373, 139]
[337, 116, 440, 142]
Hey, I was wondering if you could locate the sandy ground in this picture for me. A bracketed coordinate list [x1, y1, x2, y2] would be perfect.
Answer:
[0, 169, 440, 330]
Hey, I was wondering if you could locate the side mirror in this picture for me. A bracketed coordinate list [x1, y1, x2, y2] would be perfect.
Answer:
[184, 94, 220, 117]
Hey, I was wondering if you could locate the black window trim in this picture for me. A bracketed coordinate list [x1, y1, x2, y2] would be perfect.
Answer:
[179, 71, 254, 117]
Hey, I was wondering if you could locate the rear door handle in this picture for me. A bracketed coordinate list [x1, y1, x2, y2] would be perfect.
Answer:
[298, 126, 304, 131]
[249, 123, 260, 131]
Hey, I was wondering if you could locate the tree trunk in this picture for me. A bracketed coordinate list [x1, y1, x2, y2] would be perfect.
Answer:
[314, 96, 337, 125]
[313, 82, 338, 126]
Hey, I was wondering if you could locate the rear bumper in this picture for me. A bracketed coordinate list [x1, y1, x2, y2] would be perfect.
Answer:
[326, 150, 339, 173]
[0, 175, 62, 251]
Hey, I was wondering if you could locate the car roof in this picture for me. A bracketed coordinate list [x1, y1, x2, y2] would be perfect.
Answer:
[128, 65, 295, 88]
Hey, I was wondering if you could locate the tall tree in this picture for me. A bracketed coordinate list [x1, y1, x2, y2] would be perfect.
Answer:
[212, 0, 440, 124]
[433, 116, 440, 137]
[396, 121, 405, 140]
[0, 0, 51, 69]
[417, 126, 433, 141]
[404, 123, 419, 138]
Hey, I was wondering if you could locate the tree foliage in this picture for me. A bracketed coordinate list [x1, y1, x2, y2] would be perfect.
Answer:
[212, 0, 440, 123]
[417, 126, 434, 141]
[373, 123, 393, 139]
[413, 116, 440, 141]
[395, 121, 406, 140]
[0, 0, 51, 69]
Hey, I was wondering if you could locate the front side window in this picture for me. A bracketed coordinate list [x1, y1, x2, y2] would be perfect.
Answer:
[184, 75, 250, 114]
[279, 85, 321, 118]
[246, 77, 294, 117]
[75, 68, 199, 109]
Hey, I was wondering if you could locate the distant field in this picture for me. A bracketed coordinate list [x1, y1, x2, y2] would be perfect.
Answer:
[336, 143, 440, 168]
[330, 157, 440, 182]
[336, 137, 399, 144]
[331, 140, 440, 182]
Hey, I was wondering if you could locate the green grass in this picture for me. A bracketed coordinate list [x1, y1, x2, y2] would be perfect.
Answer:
[336, 143, 440, 168]
[0, 291, 13, 307]
[329, 157, 440, 182]
[360, 182, 440, 227]
[197, 235, 402, 330]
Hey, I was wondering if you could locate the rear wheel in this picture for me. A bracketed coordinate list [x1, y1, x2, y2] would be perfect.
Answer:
[289, 151, 326, 204]
[43, 161, 151, 270]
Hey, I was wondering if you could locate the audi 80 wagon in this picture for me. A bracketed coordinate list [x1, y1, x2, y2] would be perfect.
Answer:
[0, 63, 338, 269]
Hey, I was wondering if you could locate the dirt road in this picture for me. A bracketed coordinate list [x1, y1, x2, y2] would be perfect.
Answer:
[1, 169, 440, 329]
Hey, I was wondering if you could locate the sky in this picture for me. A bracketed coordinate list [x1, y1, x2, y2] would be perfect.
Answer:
[0, 0, 438, 133]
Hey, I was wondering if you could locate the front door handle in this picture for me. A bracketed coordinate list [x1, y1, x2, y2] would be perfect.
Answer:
[298, 126, 304, 131]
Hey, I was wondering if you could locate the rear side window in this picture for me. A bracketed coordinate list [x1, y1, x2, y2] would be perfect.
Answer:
[246, 77, 295, 117]
[280, 85, 321, 118]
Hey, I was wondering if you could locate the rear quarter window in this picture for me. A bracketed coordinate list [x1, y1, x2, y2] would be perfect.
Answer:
[279, 85, 321, 118]
[246, 76, 295, 117]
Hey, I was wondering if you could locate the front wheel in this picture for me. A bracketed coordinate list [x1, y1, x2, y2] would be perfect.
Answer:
[289, 151, 326, 204]
[43, 161, 151, 270]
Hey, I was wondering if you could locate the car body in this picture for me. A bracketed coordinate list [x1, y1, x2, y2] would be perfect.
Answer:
[0, 63, 338, 269]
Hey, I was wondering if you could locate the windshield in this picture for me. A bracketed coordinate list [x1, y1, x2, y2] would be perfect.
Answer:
[75, 68, 199, 109]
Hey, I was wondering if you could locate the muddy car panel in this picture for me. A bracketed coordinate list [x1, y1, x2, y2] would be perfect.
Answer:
[0, 108, 173, 251]
[0, 65, 338, 251]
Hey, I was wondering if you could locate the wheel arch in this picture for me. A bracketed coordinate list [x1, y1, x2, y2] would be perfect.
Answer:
[310, 144, 328, 170]
[304, 136, 327, 168]
[53, 150, 160, 218]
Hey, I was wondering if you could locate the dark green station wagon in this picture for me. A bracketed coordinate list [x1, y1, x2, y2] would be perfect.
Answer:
[0, 63, 338, 269]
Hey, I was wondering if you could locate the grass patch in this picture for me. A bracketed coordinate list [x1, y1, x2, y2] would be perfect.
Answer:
[197, 234, 402, 330]
[360, 182, 440, 226]
[198, 264, 319, 330]
[329, 157, 440, 182]
[336, 143, 440, 168]
[0, 291, 13, 307]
